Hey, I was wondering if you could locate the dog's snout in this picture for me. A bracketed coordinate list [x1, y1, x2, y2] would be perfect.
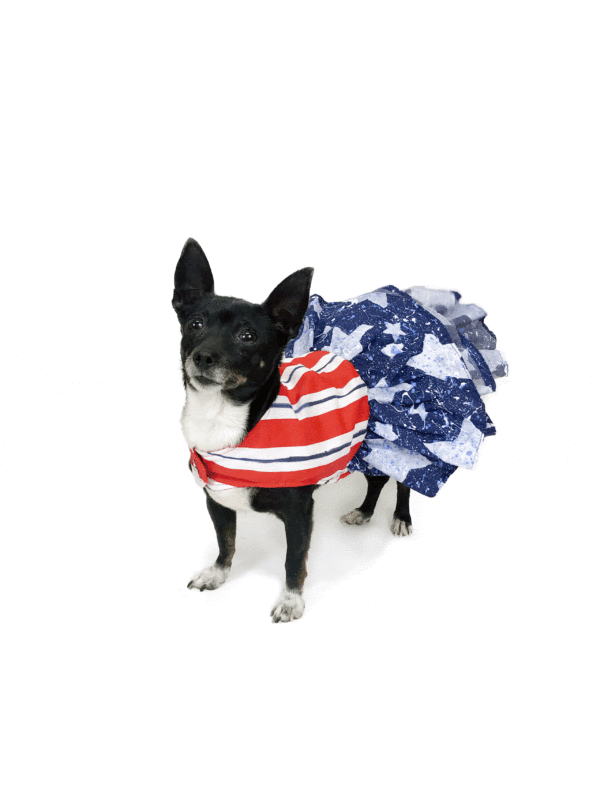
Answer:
[193, 349, 220, 368]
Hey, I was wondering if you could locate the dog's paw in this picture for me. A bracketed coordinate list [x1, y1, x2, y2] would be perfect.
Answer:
[271, 590, 305, 623]
[187, 565, 230, 591]
[390, 517, 412, 537]
[340, 508, 372, 525]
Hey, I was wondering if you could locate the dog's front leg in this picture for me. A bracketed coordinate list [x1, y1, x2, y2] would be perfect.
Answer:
[273, 493, 314, 623]
[253, 487, 315, 623]
[187, 492, 236, 591]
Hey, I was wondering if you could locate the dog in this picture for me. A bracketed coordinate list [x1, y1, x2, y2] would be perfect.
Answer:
[172, 238, 414, 622]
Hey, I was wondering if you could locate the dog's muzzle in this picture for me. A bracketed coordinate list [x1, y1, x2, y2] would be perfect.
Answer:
[184, 350, 247, 389]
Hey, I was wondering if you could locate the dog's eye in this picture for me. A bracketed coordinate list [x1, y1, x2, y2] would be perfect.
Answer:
[239, 329, 257, 343]
[188, 319, 204, 331]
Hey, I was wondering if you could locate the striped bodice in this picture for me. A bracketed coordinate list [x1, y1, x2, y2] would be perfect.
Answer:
[190, 351, 370, 490]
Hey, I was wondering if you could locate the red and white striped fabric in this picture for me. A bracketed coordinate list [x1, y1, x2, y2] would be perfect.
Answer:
[190, 351, 370, 490]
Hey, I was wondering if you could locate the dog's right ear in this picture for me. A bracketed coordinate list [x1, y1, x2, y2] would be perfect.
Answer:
[172, 238, 214, 315]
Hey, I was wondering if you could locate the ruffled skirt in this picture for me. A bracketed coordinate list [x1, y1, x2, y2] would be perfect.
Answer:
[286, 286, 508, 497]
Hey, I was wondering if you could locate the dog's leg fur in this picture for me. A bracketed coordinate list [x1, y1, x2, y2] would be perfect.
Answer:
[341, 474, 390, 525]
[252, 486, 315, 623]
[342, 475, 412, 536]
[391, 481, 412, 536]
[187, 492, 237, 591]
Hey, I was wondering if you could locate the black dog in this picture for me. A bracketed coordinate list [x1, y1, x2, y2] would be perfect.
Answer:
[173, 238, 411, 622]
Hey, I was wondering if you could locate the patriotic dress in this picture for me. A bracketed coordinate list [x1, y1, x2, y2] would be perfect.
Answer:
[190, 285, 507, 498]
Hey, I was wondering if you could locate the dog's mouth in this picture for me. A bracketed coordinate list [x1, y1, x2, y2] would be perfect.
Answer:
[187, 366, 225, 387]
[192, 373, 220, 386]
[184, 356, 247, 390]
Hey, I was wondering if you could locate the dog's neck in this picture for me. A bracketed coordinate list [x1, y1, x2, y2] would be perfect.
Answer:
[181, 364, 282, 452]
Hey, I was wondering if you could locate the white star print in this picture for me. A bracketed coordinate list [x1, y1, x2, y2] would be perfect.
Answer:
[406, 334, 470, 380]
[408, 403, 428, 423]
[424, 417, 483, 468]
[363, 440, 432, 482]
[374, 422, 398, 440]
[368, 379, 413, 403]
[346, 291, 389, 309]
[381, 342, 405, 358]
[326, 325, 373, 360]
[383, 322, 406, 341]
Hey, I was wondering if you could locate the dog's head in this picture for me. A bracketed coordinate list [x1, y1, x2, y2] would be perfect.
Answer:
[172, 239, 313, 396]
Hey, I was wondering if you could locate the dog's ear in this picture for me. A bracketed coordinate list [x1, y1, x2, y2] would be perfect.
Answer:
[262, 268, 314, 340]
[172, 238, 214, 314]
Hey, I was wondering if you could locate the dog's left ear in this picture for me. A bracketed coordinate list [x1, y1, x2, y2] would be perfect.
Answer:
[172, 238, 214, 316]
[263, 268, 314, 340]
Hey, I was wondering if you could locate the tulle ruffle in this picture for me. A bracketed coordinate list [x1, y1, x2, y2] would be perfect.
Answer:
[286, 286, 507, 497]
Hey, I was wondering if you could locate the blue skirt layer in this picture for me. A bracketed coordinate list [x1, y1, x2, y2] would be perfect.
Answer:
[286, 286, 508, 497]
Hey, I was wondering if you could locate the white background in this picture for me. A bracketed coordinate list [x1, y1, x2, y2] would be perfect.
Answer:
[2, 2, 599, 798]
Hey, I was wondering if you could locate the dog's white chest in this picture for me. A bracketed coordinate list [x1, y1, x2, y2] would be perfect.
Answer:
[180, 385, 249, 452]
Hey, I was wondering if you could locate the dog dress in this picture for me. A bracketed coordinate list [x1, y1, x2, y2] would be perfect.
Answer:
[190, 351, 370, 490]
[285, 286, 508, 497]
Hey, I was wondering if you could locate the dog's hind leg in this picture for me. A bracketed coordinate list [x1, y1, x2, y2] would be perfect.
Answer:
[187, 492, 236, 591]
[390, 481, 412, 537]
[340, 474, 390, 525]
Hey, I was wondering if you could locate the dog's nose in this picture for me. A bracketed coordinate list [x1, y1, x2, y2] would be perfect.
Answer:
[193, 349, 220, 368]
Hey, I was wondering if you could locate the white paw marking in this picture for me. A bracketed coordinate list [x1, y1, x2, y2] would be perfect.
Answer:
[390, 518, 412, 537]
[187, 565, 230, 591]
[271, 590, 305, 623]
[340, 509, 371, 525]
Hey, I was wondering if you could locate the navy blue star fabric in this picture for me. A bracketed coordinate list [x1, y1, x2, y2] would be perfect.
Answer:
[286, 286, 508, 497]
